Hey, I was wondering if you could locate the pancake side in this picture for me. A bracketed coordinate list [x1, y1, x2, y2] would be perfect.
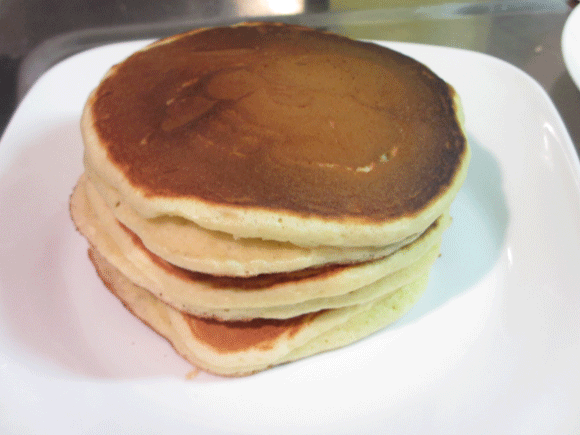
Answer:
[88, 246, 430, 376]
[185, 243, 439, 320]
[86, 168, 420, 276]
[71, 175, 449, 316]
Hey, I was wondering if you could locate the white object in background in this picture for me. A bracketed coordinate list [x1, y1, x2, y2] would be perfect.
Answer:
[562, 5, 580, 91]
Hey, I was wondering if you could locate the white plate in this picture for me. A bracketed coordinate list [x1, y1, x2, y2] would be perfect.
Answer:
[1, 40, 580, 434]
[563, 5, 580, 91]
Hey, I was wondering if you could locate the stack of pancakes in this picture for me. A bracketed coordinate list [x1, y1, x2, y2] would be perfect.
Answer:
[70, 23, 470, 376]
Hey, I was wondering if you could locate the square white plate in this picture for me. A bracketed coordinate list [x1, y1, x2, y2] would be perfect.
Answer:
[1, 40, 579, 434]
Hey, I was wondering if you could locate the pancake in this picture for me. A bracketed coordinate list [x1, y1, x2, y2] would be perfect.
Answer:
[88, 246, 431, 376]
[82, 22, 470, 248]
[71, 175, 448, 319]
[71, 22, 470, 376]
[86, 168, 420, 277]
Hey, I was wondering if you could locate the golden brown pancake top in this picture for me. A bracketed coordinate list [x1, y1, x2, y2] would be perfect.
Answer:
[90, 23, 467, 220]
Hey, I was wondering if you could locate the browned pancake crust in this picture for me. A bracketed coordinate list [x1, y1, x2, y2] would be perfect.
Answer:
[186, 312, 322, 353]
[89, 22, 467, 221]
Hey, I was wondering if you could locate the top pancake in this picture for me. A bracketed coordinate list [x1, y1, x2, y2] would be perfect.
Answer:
[83, 22, 469, 247]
